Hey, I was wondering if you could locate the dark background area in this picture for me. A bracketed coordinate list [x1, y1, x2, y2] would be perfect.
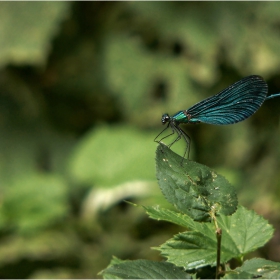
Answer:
[1, 2, 280, 278]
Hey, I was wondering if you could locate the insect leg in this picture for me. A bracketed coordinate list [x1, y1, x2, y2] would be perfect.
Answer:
[167, 124, 182, 148]
[155, 123, 191, 160]
[176, 126, 191, 160]
[154, 123, 174, 143]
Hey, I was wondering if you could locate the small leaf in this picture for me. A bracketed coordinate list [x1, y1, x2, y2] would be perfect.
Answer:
[224, 258, 280, 279]
[218, 206, 274, 256]
[152, 205, 273, 270]
[100, 259, 193, 279]
[156, 143, 238, 221]
[143, 205, 197, 229]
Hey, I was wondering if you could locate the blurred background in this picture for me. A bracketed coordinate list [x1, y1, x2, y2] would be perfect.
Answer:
[1, 2, 280, 278]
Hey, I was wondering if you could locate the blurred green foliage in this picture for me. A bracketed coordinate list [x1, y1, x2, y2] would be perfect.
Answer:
[0, 2, 280, 278]
[69, 125, 156, 186]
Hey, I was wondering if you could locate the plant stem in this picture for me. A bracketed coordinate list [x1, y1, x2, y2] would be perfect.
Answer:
[215, 227, 222, 279]
[209, 209, 222, 279]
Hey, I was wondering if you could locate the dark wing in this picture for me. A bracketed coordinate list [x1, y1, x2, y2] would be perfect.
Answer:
[187, 75, 268, 125]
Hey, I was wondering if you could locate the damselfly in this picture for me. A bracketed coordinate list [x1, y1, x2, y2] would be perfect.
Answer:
[155, 75, 280, 159]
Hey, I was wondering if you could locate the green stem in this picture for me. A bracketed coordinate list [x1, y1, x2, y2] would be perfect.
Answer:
[215, 227, 222, 279]
[209, 209, 222, 279]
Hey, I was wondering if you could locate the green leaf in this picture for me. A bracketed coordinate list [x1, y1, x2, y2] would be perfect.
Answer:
[68, 125, 156, 187]
[151, 205, 273, 270]
[143, 205, 197, 229]
[101, 256, 124, 279]
[1, 174, 68, 234]
[156, 143, 238, 221]
[100, 259, 193, 279]
[224, 258, 280, 279]
[218, 206, 274, 256]
[0, 2, 70, 67]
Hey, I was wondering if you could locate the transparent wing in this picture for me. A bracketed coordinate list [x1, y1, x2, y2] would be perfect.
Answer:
[187, 75, 268, 125]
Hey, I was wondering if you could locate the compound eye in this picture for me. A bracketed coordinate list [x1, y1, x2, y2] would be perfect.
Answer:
[161, 113, 170, 124]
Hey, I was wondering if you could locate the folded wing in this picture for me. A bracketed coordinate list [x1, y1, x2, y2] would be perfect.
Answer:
[187, 75, 268, 125]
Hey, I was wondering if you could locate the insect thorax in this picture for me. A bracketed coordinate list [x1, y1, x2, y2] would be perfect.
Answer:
[172, 110, 190, 123]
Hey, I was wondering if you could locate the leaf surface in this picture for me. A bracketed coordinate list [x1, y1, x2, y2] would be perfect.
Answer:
[145, 205, 274, 270]
[100, 259, 193, 279]
[224, 258, 280, 279]
[156, 143, 238, 221]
